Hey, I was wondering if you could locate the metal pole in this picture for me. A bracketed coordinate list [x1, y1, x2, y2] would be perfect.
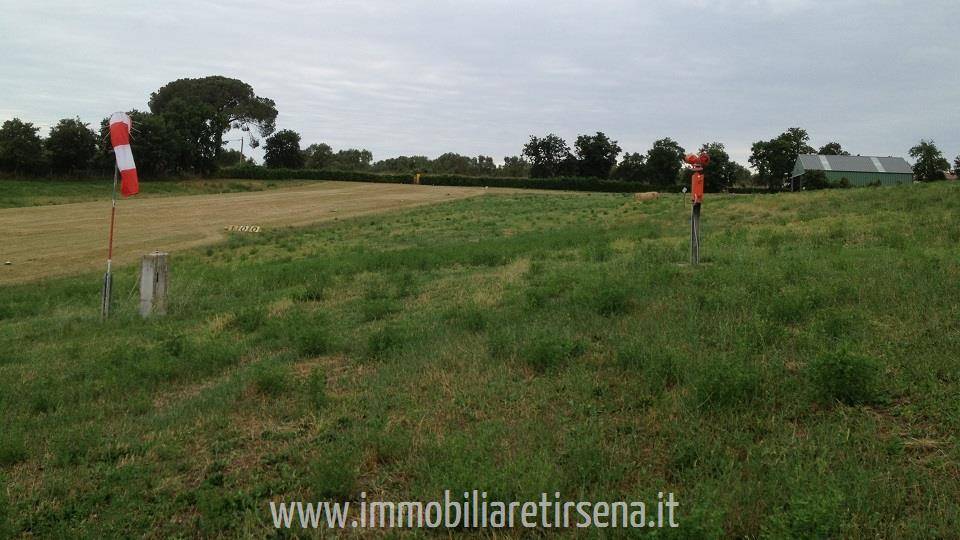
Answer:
[691, 202, 701, 265]
[101, 165, 119, 319]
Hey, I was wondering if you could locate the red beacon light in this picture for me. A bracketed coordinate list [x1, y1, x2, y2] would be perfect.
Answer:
[686, 153, 709, 203]
[685, 153, 711, 168]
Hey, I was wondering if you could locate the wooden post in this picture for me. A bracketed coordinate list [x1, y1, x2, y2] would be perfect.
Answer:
[139, 251, 169, 317]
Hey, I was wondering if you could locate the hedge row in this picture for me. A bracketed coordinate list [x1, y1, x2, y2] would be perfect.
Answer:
[216, 166, 661, 193]
[727, 186, 771, 194]
[215, 167, 411, 184]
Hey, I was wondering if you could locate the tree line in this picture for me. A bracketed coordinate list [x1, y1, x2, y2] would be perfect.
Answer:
[1, 75, 956, 189]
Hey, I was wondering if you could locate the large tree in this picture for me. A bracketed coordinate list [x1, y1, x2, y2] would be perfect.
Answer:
[0, 118, 45, 174]
[644, 138, 685, 188]
[303, 143, 334, 169]
[499, 156, 530, 177]
[45, 117, 98, 174]
[611, 152, 646, 182]
[148, 76, 277, 173]
[370, 155, 431, 174]
[432, 152, 479, 175]
[523, 134, 572, 178]
[263, 129, 304, 169]
[574, 132, 621, 179]
[954, 155, 960, 176]
[750, 127, 814, 191]
[909, 139, 949, 181]
[329, 149, 372, 171]
[818, 142, 850, 156]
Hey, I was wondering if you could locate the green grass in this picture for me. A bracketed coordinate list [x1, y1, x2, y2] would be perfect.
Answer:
[1, 182, 959, 536]
[0, 178, 314, 208]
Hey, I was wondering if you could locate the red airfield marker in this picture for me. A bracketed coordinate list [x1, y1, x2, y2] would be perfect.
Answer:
[685, 153, 709, 265]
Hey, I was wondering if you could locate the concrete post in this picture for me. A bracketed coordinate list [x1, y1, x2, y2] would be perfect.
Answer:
[139, 251, 169, 317]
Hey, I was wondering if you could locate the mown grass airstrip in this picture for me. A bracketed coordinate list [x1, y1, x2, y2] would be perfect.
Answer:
[1, 182, 958, 537]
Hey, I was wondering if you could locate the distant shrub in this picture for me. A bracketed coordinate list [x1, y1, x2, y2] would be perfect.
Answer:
[801, 170, 830, 190]
[801, 170, 852, 190]
[807, 349, 879, 405]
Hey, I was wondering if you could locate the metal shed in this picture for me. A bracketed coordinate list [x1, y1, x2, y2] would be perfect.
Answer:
[791, 154, 914, 187]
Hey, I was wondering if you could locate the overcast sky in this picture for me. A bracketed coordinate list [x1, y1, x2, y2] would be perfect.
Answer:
[1, 0, 957, 166]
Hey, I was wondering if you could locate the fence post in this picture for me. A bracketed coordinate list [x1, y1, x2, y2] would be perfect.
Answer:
[139, 251, 169, 318]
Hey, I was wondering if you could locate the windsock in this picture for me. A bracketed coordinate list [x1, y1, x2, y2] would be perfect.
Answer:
[109, 112, 139, 196]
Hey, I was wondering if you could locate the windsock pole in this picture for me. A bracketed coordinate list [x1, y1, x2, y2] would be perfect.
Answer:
[691, 201, 700, 265]
[101, 165, 119, 319]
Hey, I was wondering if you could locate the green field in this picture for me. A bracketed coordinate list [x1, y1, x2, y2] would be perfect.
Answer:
[0, 178, 313, 208]
[1, 183, 958, 537]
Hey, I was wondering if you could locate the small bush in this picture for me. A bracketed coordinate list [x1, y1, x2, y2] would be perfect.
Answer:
[807, 349, 879, 405]
[366, 325, 407, 361]
[250, 361, 292, 398]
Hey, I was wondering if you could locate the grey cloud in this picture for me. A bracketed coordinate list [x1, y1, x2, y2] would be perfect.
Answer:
[1, 0, 957, 165]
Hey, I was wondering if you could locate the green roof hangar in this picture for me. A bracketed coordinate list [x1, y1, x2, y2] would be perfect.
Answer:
[791, 154, 914, 187]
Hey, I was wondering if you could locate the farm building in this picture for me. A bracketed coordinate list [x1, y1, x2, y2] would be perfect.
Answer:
[791, 154, 914, 187]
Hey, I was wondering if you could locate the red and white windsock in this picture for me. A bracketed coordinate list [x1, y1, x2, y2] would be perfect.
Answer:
[108, 112, 139, 197]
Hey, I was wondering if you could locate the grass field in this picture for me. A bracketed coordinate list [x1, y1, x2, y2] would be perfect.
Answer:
[0, 181, 505, 284]
[1, 182, 959, 537]
[0, 178, 317, 209]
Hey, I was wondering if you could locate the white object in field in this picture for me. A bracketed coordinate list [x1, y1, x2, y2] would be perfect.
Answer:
[225, 225, 261, 232]
[4, 261, 10, 265]
[140, 251, 169, 318]
[682, 187, 688, 193]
